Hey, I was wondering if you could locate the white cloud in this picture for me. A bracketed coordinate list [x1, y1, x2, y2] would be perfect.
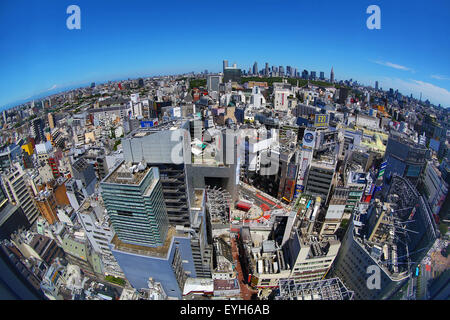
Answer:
[47, 84, 58, 91]
[381, 77, 450, 107]
[372, 60, 413, 72]
[430, 74, 450, 81]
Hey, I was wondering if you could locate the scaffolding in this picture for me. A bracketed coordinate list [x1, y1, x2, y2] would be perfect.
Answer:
[276, 277, 354, 300]
[205, 186, 231, 224]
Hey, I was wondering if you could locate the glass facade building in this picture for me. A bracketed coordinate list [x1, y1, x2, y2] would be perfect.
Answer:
[101, 163, 168, 247]
[384, 132, 429, 185]
[223, 68, 241, 83]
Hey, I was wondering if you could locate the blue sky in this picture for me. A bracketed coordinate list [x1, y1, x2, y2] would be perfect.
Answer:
[1, 0, 450, 109]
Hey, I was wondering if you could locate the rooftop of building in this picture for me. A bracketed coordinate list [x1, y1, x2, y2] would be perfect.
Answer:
[347, 170, 368, 186]
[119, 288, 140, 300]
[126, 119, 186, 139]
[103, 161, 150, 186]
[110, 226, 178, 258]
[389, 130, 428, 150]
[310, 155, 336, 168]
[214, 279, 240, 291]
[35, 188, 54, 201]
[293, 194, 318, 215]
[29, 233, 54, 253]
[183, 277, 214, 296]
[296, 230, 339, 255]
[351, 198, 418, 279]
[72, 157, 92, 171]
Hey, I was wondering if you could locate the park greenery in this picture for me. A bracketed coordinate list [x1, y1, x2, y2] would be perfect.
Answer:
[189, 79, 207, 89]
[105, 275, 126, 286]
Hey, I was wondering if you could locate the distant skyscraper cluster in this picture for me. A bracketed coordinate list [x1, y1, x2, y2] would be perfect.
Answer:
[225, 59, 336, 82]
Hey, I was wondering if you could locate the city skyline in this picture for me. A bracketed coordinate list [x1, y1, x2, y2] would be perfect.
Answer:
[1, 0, 450, 108]
[0, 22, 448, 301]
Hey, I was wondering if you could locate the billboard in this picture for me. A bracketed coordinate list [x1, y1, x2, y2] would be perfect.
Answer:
[297, 156, 310, 185]
[314, 114, 329, 127]
[140, 121, 154, 128]
[302, 129, 316, 150]
[140, 119, 159, 128]
[287, 163, 297, 180]
[293, 184, 304, 198]
[283, 179, 296, 200]
[377, 161, 387, 179]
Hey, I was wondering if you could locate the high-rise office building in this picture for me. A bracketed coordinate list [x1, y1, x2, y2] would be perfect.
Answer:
[1, 163, 40, 226]
[320, 72, 325, 80]
[223, 60, 228, 73]
[34, 189, 59, 225]
[375, 81, 379, 91]
[338, 87, 349, 104]
[0, 240, 45, 299]
[121, 121, 192, 227]
[121, 121, 241, 283]
[332, 176, 438, 299]
[304, 162, 335, 203]
[102, 160, 207, 298]
[122, 120, 238, 225]
[101, 163, 168, 247]
[384, 131, 430, 186]
[0, 186, 30, 241]
[223, 66, 242, 83]
[71, 158, 97, 196]
[265, 63, 269, 76]
[31, 118, 45, 144]
[302, 70, 308, 79]
[330, 67, 335, 83]
[207, 75, 222, 92]
[252, 62, 258, 75]
[286, 66, 292, 77]
[47, 113, 55, 130]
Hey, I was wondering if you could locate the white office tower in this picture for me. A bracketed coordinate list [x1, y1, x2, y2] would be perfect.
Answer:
[76, 198, 125, 278]
[130, 93, 140, 104]
[207, 75, 222, 92]
[273, 81, 292, 111]
[249, 86, 266, 109]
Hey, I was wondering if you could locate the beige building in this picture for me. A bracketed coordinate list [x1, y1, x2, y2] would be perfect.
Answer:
[287, 232, 340, 282]
[1, 162, 40, 225]
[48, 113, 55, 129]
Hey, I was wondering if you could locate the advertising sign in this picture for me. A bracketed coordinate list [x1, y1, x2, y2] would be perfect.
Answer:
[287, 163, 297, 180]
[302, 129, 316, 150]
[314, 114, 329, 127]
[140, 121, 154, 128]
